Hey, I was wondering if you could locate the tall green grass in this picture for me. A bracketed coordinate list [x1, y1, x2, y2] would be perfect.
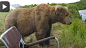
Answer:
[0, 12, 9, 34]
[60, 19, 86, 48]
[0, 12, 9, 45]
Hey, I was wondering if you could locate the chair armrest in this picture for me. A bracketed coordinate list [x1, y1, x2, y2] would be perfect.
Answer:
[24, 36, 55, 47]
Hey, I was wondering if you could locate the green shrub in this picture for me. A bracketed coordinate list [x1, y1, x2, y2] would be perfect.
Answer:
[60, 19, 86, 48]
[85, 19, 86, 22]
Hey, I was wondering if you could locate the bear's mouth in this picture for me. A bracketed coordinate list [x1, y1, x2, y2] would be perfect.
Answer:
[62, 22, 71, 25]
[61, 21, 66, 24]
[65, 22, 72, 25]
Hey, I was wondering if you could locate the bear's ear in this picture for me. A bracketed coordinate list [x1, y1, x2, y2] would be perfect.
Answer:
[64, 7, 68, 10]
[55, 5, 63, 15]
[58, 7, 62, 11]
[55, 5, 61, 11]
[55, 5, 63, 12]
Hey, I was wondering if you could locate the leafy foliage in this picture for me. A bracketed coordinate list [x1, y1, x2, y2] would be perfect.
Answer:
[60, 19, 86, 48]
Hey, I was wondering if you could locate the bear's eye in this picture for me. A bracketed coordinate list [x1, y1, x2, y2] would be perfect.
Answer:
[66, 15, 68, 16]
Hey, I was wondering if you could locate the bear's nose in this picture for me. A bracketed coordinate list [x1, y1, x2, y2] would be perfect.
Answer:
[70, 22, 72, 24]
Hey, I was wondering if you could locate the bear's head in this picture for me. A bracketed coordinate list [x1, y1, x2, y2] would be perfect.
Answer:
[55, 5, 72, 25]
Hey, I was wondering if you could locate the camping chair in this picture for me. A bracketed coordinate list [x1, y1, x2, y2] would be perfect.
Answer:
[0, 26, 59, 48]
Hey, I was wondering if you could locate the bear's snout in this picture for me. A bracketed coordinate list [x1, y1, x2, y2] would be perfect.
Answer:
[70, 21, 72, 24]
[67, 21, 72, 25]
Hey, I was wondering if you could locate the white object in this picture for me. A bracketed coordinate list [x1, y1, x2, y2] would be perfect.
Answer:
[2, 4, 7, 9]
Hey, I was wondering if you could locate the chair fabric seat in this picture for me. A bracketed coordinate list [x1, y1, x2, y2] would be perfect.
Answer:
[0, 26, 24, 48]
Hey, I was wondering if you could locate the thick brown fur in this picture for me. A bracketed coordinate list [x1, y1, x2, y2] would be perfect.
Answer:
[5, 4, 72, 46]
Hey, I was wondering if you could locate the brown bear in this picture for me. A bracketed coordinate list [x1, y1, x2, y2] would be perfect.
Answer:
[4, 4, 72, 46]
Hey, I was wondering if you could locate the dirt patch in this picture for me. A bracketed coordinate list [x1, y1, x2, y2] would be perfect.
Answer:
[53, 30, 62, 38]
